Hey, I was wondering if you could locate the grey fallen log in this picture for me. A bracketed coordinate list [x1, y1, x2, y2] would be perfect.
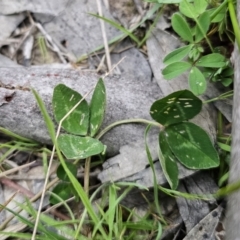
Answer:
[0, 66, 161, 156]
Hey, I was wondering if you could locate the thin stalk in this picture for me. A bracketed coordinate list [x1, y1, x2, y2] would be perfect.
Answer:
[203, 91, 233, 103]
[228, 0, 240, 50]
[215, 179, 240, 198]
[84, 157, 91, 195]
[210, 0, 228, 21]
[96, 119, 162, 140]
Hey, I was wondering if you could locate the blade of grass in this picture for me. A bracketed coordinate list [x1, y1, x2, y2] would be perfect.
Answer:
[158, 185, 213, 200]
[144, 125, 166, 225]
[31, 89, 56, 143]
[107, 184, 116, 239]
[32, 88, 108, 239]
[92, 184, 133, 238]
[139, 4, 164, 47]
[56, 147, 107, 239]
[0, 204, 60, 240]
[228, 0, 240, 50]
[210, 0, 228, 21]
[78, 3, 161, 62]
[0, 127, 38, 143]
[89, 13, 140, 45]
[0, 232, 41, 240]
[0, 145, 18, 163]
[48, 191, 77, 230]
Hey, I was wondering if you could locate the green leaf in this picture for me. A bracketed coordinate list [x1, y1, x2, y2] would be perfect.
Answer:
[89, 78, 106, 137]
[217, 142, 231, 152]
[53, 84, 89, 136]
[189, 47, 201, 61]
[188, 67, 207, 95]
[58, 134, 105, 159]
[221, 66, 234, 77]
[221, 78, 233, 87]
[196, 53, 226, 68]
[159, 131, 179, 189]
[179, 0, 199, 18]
[195, 11, 210, 42]
[150, 90, 202, 126]
[57, 163, 77, 181]
[172, 13, 193, 42]
[209, 5, 226, 23]
[162, 61, 191, 80]
[197, 46, 204, 53]
[50, 182, 72, 205]
[32, 89, 56, 144]
[163, 45, 193, 65]
[194, 0, 208, 14]
[165, 122, 219, 169]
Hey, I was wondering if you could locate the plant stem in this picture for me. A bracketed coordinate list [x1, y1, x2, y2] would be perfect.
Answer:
[203, 90, 233, 103]
[84, 157, 91, 196]
[228, 0, 240, 50]
[96, 119, 162, 140]
[210, 0, 228, 21]
[215, 179, 240, 198]
[138, 4, 164, 47]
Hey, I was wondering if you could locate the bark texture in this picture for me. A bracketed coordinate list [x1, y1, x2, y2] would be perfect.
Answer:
[225, 2, 240, 239]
